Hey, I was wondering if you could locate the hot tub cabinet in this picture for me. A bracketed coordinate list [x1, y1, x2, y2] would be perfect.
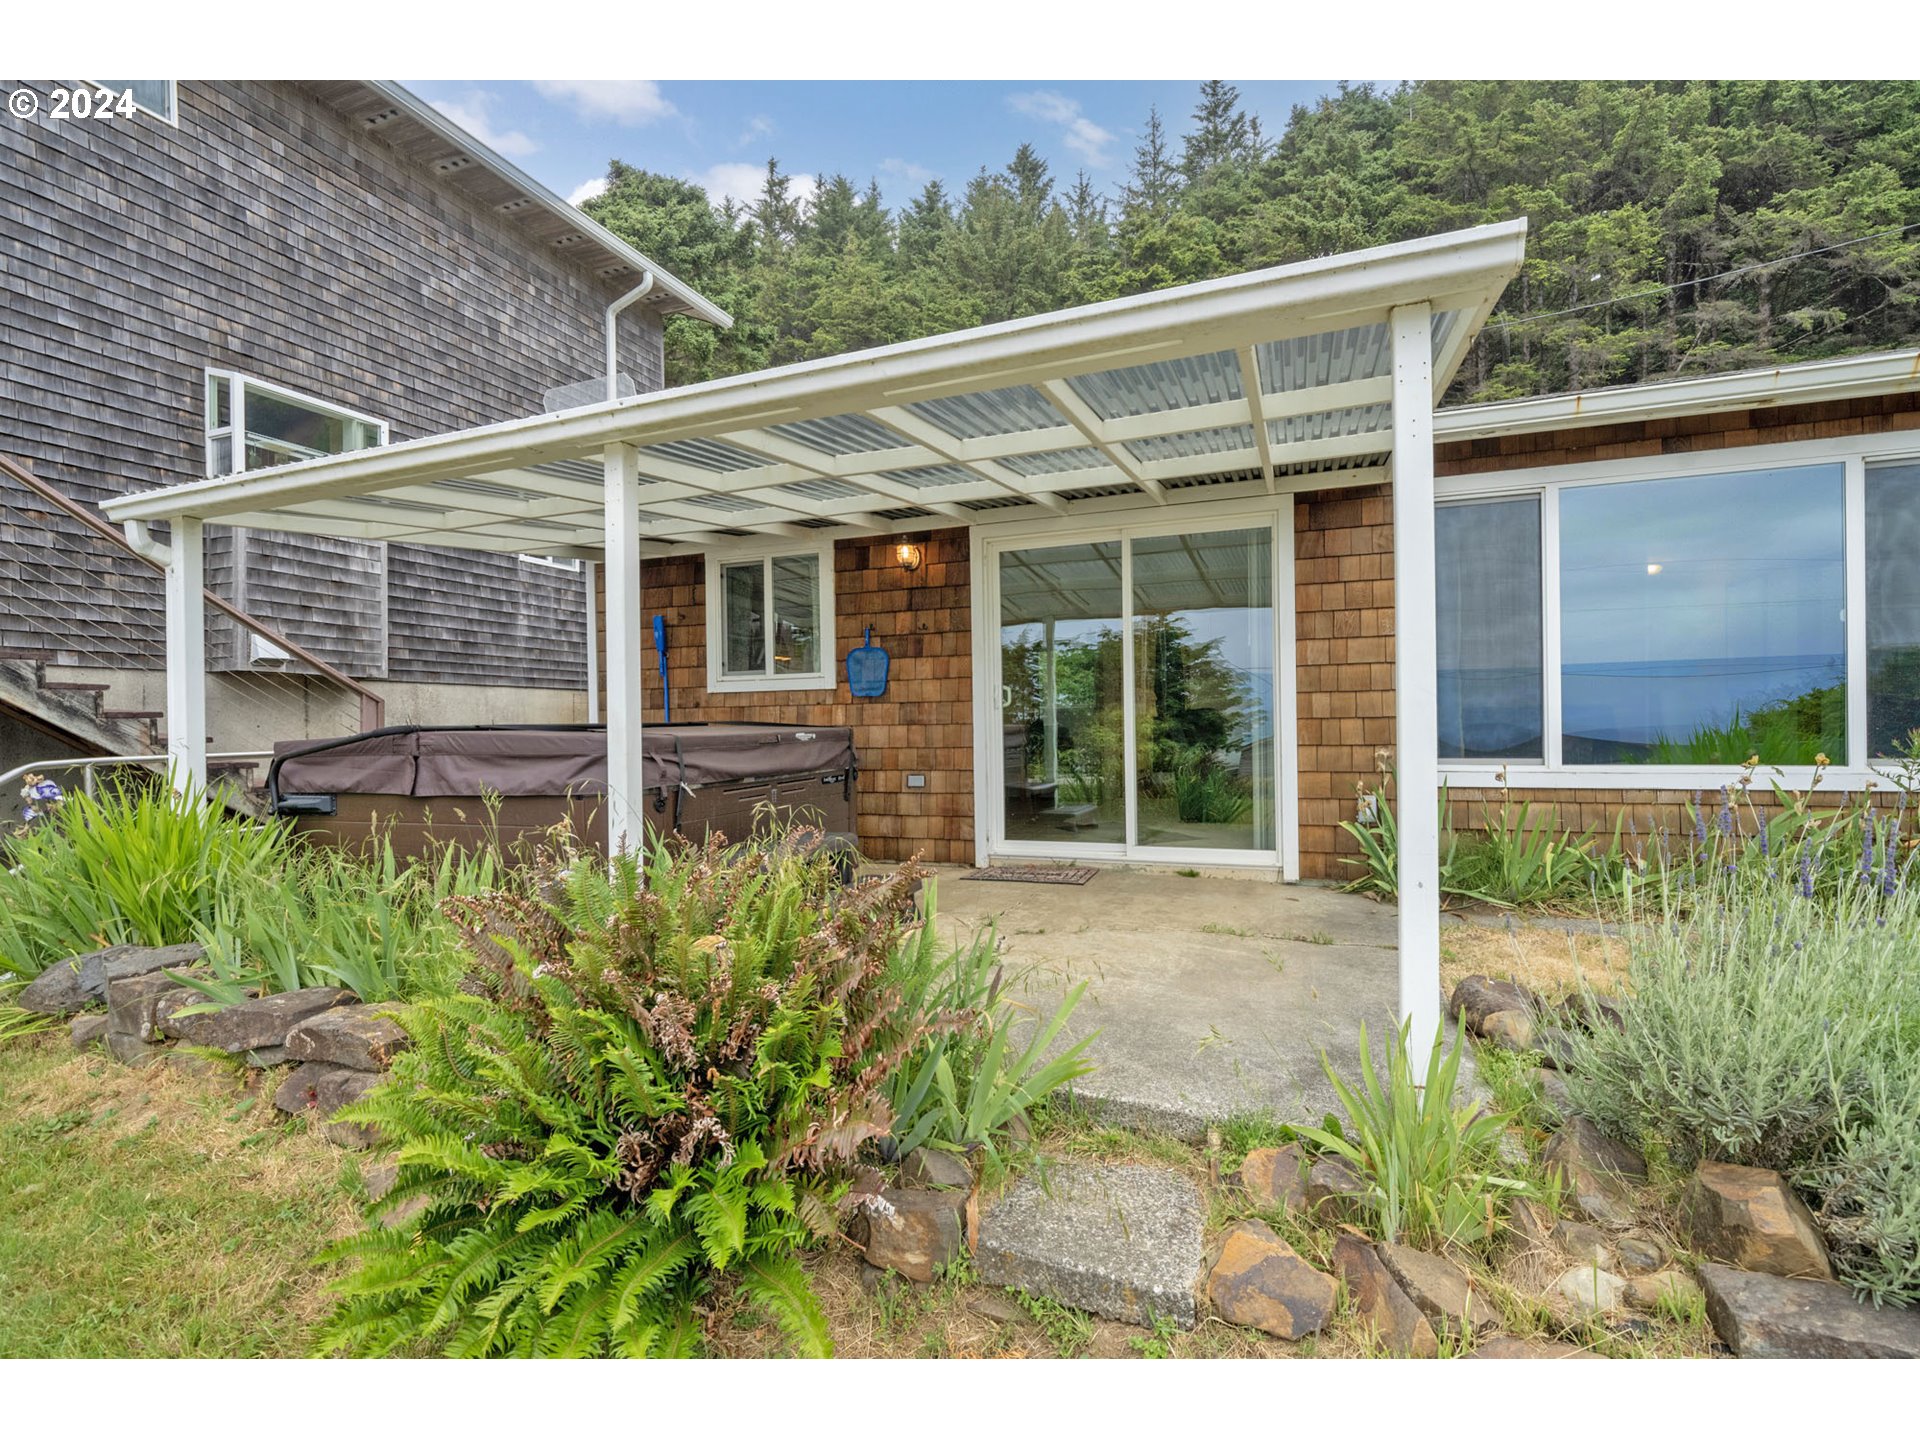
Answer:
[267, 723, 858, 860]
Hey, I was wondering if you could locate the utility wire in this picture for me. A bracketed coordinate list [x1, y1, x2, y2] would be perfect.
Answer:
[1484, 220, 1920, 331]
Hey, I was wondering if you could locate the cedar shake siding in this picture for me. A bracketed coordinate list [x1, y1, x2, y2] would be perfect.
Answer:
[596, 530, 973, 864]
[0, 79, 662, 687]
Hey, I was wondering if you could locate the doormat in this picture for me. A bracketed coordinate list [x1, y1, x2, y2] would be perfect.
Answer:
[961, 865, 1098, 885]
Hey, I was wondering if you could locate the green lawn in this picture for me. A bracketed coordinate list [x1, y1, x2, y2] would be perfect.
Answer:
[0, 1037, 360, 1358]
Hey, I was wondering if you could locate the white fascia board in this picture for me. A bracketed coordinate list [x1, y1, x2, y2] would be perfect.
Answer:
[1438, 347, 1920, 442]
[104, 220, 1528, 529]
[367, 82, 731, 329]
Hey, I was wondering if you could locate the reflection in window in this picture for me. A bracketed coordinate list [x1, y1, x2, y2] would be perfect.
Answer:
[715, 549, 829, 686]
[721, 562, 767, 676]
[1559, 465, 1846, 764]
[1867, 462, 1920, 759]
[770, 553, 820, 675]
[1437, 497, 1542, 759]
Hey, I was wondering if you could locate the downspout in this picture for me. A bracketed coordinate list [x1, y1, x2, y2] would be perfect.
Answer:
[595, 270, 653, 723]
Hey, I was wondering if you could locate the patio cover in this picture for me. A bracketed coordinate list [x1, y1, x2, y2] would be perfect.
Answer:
[103, 217, 1529, 1059]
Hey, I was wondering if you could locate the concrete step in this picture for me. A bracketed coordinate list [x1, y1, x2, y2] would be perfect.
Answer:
[975, 1160, 1206, 1330]
[38, 680, 111, 694]
[101, 709, 163, 721]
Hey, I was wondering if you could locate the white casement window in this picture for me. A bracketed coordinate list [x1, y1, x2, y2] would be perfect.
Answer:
[90, 81, 177, 124]
[1433, 437, 1920, 788]
[519, 554, 582, 572]
[205, 370, 386, 478]
[703, 542, 836, 693]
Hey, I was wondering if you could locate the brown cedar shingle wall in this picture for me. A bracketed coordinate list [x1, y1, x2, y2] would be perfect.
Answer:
[598, 530, 973, 864]
[1292, 390, 1920, 880]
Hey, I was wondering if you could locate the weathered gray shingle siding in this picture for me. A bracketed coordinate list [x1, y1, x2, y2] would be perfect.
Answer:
[0, 79, 663, 687]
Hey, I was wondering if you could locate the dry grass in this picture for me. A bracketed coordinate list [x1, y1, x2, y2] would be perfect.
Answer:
[1441, 921, 1630, 1002]
[0, 1035, 362, 1357]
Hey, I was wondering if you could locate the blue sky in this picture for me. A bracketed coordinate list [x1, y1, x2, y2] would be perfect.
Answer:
[404, 80, 1349, 214]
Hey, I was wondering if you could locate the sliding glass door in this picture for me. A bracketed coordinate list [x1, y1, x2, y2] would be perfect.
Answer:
[994, 519, 1281, 862]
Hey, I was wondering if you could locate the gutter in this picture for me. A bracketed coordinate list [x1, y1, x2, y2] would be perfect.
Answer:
[366, 81, 732, 330]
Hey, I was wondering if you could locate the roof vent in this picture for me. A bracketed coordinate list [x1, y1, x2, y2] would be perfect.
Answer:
[433, 154, 475, 174]
[552, 234, 582, 248]
[361, 106, 401, 128]
[595, 263, 631, 278]
[496, 197, 533, 214]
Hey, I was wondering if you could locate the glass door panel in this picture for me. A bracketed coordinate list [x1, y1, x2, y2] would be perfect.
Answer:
[1129, 528, 1275, 851]
[998, 540, 1126, 845]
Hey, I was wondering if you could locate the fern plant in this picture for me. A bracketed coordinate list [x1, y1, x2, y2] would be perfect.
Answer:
[316, 833, 938, 1358]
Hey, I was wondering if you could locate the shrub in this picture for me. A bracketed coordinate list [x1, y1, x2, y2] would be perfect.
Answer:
[1293, 1022, 1527, 1250]
[317, 834, 978, 1357]
[0, 784, 286, 979]
[1564, 795, 1920, 1304]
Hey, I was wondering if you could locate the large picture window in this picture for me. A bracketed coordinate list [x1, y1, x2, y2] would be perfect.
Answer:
[205, 370, 385, 477]
[1867, 461, 1920, 759]
[1558, 465, 1846, 765]
[1437, 497, 1542, 760]
[704, 544, 835, 692]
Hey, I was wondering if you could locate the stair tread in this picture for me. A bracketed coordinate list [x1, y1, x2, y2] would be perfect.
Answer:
[39, 681, 112, 692]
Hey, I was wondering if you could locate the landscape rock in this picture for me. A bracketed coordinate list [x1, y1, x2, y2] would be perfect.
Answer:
[243, 1045, 292, 1068]
[856, 1262, 890, 1295]
[863, 1187, 974, 1284]
[966, 1291, 1023, 1325]
[1238, 1144, 1309, 1210]
[1556, 992, 1625, 1034]
[1535, 1027, 1579, 1071]
[1547, 1263, 1628, 1317]
[1377, 1241, 1491, 1337]
[272, 1061, 382, 1147]
[1331, 1229, 1437, 1357]
[284, 1006, 409, 1071]
[1543, 1117, 1647, 1225]
[1480, 1009, 1536, 1052]
[1505, 1197, 1555, 1254]
[1626, 1269, 1700, 1314]
[69, 1013, 108, 1051]
[1681, 1160, 1833, 1281]
[1535, 1068, 1572, 1118]
[976, 1161, 1205, 1330]
[1304, 1152, 1370, 1220]
[159, 986, 357, 1054]
[1614, 1233, 1666, 1274]
[1207, 1220, 1336, 1340]
[104, 1030, 167, 1068]
[1697, 1262, 1920, 1358]
[1552, 1219, 1613, 1268]
[1469, 1336, 1595, 1358]
[1449, 975, 1537, 1035]
[15, 941, 205, 1015]
[898, 1147, 973, 1191]
[106, 971, 199, 1042]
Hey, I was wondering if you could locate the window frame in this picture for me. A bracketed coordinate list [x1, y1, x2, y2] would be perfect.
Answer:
[1434, 433, 1919, 791]
[86, 80, 178, 125]
[519, 554, 582, 572]
[702, 539, 838, 694]
[204, 368, 388, 479]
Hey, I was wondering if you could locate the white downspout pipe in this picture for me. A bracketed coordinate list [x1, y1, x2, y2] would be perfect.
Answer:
[605, 270, 656, 403]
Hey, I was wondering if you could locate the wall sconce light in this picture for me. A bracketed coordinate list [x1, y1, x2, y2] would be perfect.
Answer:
[895, 542, 924, 574]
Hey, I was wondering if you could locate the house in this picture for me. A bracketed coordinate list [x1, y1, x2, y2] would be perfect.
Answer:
[94, 214, 1920, 1058]
[0, 79, 725, 792]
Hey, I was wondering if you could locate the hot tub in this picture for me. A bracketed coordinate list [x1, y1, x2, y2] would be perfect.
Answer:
[266, 722, 858, 860]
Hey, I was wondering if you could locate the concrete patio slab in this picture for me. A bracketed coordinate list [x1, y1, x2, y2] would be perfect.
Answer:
[932, 865, 1448, 1139]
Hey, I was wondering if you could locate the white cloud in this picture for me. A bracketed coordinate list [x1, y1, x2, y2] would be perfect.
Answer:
[878, 158, 938, 188]
[567, 176, 609, 207]
[1006, 89, 1116, 168]
[692, 162, 818, 213]
[430, 92, 537, 158]
[735, 114, 776, 148]
[535, 80, 677, 126]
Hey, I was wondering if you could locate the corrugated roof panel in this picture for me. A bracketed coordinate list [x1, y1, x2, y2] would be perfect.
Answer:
[997, 446, 1107, 477]
[1255, 322, 1390, 394]
[776, 478, 863, 501]
[767, 414, 911, 455]
[872, 464, 976, 489]
[639, 438, 770, 473]
[906, 385, 1065, 439]
[1067, 350, 1243, 419]
[1268, 403, 1393, 446]
[680, 493, 767, 513]
[529, 458, 608, 484]
[1124, 424, 1256, 464]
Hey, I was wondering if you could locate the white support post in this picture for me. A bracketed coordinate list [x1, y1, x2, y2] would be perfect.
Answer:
[602, 445, 645, 858]
[163, 516, 208, 802]
[584, 560, 601, 725]
[1389, 302, 1441, 1065]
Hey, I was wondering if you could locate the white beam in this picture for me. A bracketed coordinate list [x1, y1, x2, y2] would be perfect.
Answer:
[584, 560, 601, 725]
[1237, 347, 1277, 491]
[164, 516, 207, 801]
[1389, 302, 1440, 1066]
[603, 444, 646, 859]
[866, 405, 1069, 512]
[1037, 379, 1167, 502]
